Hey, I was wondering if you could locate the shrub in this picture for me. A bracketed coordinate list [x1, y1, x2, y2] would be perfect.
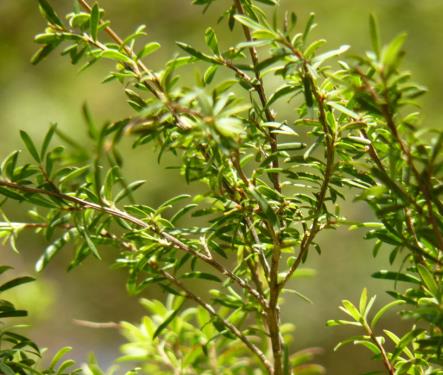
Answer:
[0, 0, 441, 374]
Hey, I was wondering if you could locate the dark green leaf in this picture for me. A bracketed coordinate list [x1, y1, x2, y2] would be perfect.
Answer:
[369, 14, 380, 58]
[20, 130, 40, 163]
[40, 123, 57, 160]
[176, 42, 216, 63]
[372, 270, 420, 284]
[90, 4, 100, 41]
[205, 27, 219, 54]
[153, 298, 185, 339]
[0, 277, 34, 293]
[38, 0, 63, 26]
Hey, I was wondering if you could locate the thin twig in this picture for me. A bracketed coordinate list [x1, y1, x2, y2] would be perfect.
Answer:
[279, 41, 336, 288]
[364, 323, 395, 375]
[233, 0, 281, 194]
[73, 319, 119, 329]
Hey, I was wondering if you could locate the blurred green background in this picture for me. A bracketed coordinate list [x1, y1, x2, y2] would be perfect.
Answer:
[0, 0, 442, 373]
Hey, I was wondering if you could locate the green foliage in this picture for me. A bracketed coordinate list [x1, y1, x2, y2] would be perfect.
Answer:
[0, 0, 441, 374]
[0, 266, 81, 374]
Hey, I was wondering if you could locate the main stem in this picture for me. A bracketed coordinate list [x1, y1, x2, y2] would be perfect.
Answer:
[232, 1, 283, 373]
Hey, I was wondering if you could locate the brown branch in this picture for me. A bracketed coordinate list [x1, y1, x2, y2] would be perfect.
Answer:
[231, 4, 284, 371]
[363, 323, 395, 375]
[0, 179, 266, 307]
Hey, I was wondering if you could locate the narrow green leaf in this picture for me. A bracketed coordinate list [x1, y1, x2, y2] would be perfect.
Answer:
[303, 76, 313, 107]
[268, 85, 297, 106]
[31, 41, 61, 65]
[158, 194, 191, 211]
[20, 130, 40, 162]
[55, 359, 76, 374]
[204, 65, 218, 84]
[333, 335, 367, 351]
[0, 276, 34, 293]
[0, 187, 23, 201]
[392, 329, 423, 360]
[205, 27, 219, 54]
[369, 14, 381, 58]
[99, 49, 133, 64]
[176, 42, 215, 63]
[153, 298, 185, 339]
[234, 15, 263, 31]
[1, 150, 20, 180]
[372, 270, 420, 284]
[90, 3, 100, 41]
[59, 166, 90, 185]
[277, 142, 306, 151]
[137, 42, 161, 59]
[41, 123, 57, 160]
[327, 101, 358, 119]
[371, 300, 405, 329]
[181, 272, 221, 283]
[0, 310, 28, 318]
[34, 33, 60, 44]
[115, 180, 146, 203]
[303, 13, 316, 43]
[249, 187, 280, 232]
[382, 33, 407, 75]
[312, 45, 350, 68]
[171, 203, 198, 225]
[36, 228, 78, 272]
[102, 166, 120, 201]
[416, 264, 439, 297]
[359, 288, 368, 314]
[38, 0, 63, 26]
[340, 300, 360, 321]
[82, 230, 101, 260]
[326, 319, 362, 327]
[215, 118, 245, 139]
[49, 347, 73, 370]
[354, 340, 381, 355]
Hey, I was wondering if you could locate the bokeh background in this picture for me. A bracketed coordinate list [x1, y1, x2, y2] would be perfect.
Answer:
[0, 0, 442, 373]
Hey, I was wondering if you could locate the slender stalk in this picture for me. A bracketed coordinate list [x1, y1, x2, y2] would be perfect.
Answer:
[231, 3, 284, 372]
[363, 323, 395, 375]
[279, 48, 336, 288]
